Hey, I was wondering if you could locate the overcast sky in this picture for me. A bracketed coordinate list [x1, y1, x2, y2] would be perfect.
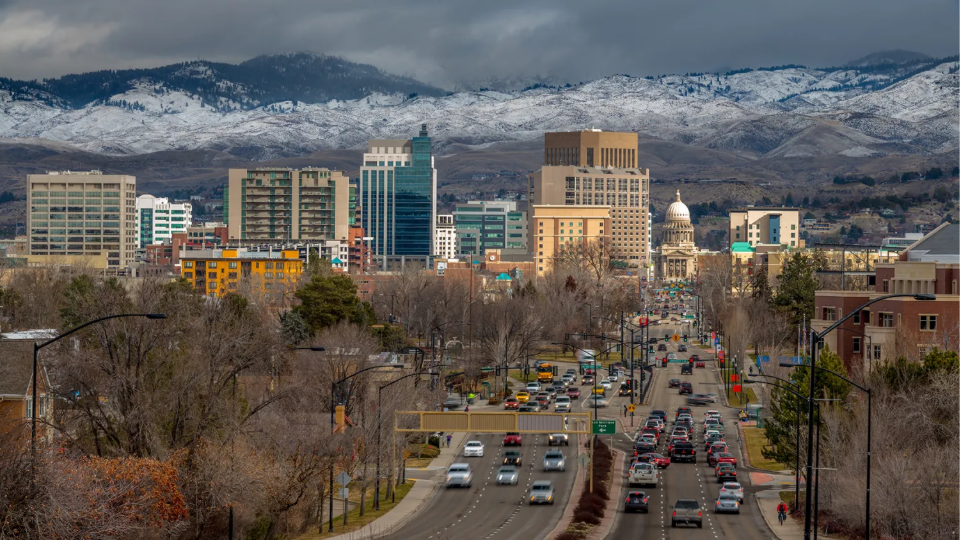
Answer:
[1, 0, 956, 88]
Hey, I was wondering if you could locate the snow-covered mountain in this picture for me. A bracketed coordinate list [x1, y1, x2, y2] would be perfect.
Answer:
[0, 55, 956, 160]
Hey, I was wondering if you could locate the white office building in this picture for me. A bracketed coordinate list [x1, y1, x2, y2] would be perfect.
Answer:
[435, 214, 457, 259]
[136, 194, 193, 248]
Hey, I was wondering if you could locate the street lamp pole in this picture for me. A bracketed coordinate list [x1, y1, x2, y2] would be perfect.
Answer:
[32, 313, 166, 456]
[749, 373, 805, 509]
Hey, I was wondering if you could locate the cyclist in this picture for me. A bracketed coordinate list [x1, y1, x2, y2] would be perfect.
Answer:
[777, 502, 788, 525]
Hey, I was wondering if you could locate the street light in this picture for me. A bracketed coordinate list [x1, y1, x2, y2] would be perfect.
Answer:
[328, 363, 403, 532]
[791, 292, 933, 540]
[32, 313, 166, 456]
[746, 374, 805, 510]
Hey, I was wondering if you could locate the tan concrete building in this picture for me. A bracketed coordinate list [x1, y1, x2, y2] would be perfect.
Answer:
[655, 190, 699, 283]
[225, 168, 354, 243]
[530, 205, 611, 275]
[544, 130, 638, 168]
[729, 207, 803, 249]
[27, 170, 137, 269]
[528, 166, 650, 267]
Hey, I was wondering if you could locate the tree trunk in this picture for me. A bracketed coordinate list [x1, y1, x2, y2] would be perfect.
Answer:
[359, 461, 367, 517]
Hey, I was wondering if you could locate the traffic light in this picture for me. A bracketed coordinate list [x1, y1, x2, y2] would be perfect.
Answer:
[683, 335, 688, 342]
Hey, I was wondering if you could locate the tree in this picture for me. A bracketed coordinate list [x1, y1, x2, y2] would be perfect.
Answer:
[803, 211, 815, 220]
[933, 185, 954, 203]
[279, 310, 310, 345]
[293, 274, 375, 335]
[751, 266, 772, 302]
[926, 167, 943, 180]
[770, 252, 818, 328]
[952, 166, 959, 177]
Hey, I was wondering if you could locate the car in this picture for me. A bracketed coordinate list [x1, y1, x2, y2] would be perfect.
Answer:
[566, 368, 577, 374]
[548, 433, 570, 446]
[704, 433, 724, 451]
[641, 427, 660, 441]
[716, 463, 738, 483]
[528, 481, 555, 505]
[679, 382, 693, 395]
[560, 374, 575, 385]
[637, 434, 658, 447]
[526, 382, 541, 393]
[585, 395, 609, 408]
[554, 398, 572, 413]
[496, 465, 519, 485]
[715, 452, 738, 467]
[599, 378, 613, 390]
[628, 461, 659, 487]
[671, 441, 697, 463]
[690, 354, 701, 362]
[650, 409, 667, 421]
[503, 450, 522, 466]
[503, 432, 522, 446]
[534, 395, 550, 407]
[543, 450, 566, 471]
[671, 499, 703, 528]
[680, 363, 693, 375]
[675, 407, 692, 418]
[443, 396, 462, 410]
[644, 419, 662, 432]
[581, 375, 595, 385]
[667, 353, 678, 360]
[715, 493, 741, 514]
[625, 491, 650, 513]
[687, 395, 709, 406]
[706, 420, 725, 435]
[504, 397, 520, 410]
[518, 405, 538, 413]
[695, 361, 706, 369]
[548, 386, 563, 398]
[720, 482, 744, 502]
[708, 444, 729, 461]
[641, 453, 671, 469]
[670, 317, 678, 322]
[634, 441, 657, 455]
[463, 441, 484, 457]
[678, 344, 688, 352]
[537, 390, 552, 401]
[566, 387, 581, 398]
[705, 410, 722, 420]
[668, 378, 682, 388]
[445, 463, 473, 488]
[515, 391, 530, 403]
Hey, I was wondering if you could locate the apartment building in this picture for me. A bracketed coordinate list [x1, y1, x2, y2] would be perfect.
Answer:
[180, 248, 303, 299]
[729, 207, 803, 249]
[136, 194, 192, 248]
[528, 166, 650, 266]
[453, 201, 527, 257]
[530, 205, 611, 275]
[224, 168, 353, 243]
[359, 124, 437, 269]
[544, 130, 638, 168]
[27, 170, 137, 268]
[435, 215, 457, 259]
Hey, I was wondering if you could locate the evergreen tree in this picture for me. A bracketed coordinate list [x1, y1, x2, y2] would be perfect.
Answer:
[293, 274, 375, 335]
[279, 311, 310, 346]
[770, 252, 818, 328]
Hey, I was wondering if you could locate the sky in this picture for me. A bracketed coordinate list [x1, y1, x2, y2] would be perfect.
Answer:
[0, 0, 956, 88]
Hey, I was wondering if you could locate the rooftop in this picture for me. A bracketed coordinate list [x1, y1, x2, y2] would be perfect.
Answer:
[180, 248, 300, 260]
[905, 223, 959, 263]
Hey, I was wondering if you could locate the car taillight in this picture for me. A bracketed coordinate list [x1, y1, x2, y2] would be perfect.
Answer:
[672, 511, 676, 517]
[698, 511, 702, 517]
[644, 498, 649, 502]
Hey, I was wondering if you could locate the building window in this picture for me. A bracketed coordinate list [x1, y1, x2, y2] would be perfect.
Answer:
[879, 313, 894, 328]
[229, 262, 237, 269]
[862, 310, 871, 324]
[184, 261, 193, 268]
[852, 337, 861, 353]
[209, 262, 217, 269]
[853, 312, 860, 325]
[919, 315, 937, 331]
[823, 307, 836, 321]
[873, 345, 881, 360]
[882, 279, 889, 292]
[208, 272, 217, 279]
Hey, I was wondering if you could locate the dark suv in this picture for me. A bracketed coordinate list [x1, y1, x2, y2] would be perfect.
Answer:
[671, 441, 697, 463]
[671, 498, 703, 528]
[679, 382, 693, 395]
[680, 363, 693, 375]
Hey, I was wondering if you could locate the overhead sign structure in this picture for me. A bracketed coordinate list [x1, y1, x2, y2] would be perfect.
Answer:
[395, 411, 590, 434]
[592, 419, 617, 435]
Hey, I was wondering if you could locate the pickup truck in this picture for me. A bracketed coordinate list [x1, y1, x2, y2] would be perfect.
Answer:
[628, 461, 659, 487]
[670, 441, 697, 463]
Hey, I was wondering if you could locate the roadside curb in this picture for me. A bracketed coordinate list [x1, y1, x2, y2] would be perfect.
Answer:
[545, 432, 588, 539]
[588, 449, 624, 540]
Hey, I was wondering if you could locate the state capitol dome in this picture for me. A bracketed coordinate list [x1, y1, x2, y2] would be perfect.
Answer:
[665, 190, 691, 222]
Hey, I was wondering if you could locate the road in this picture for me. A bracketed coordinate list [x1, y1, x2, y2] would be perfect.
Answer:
[606, 319, 775, 540]
[383, 375, 583, 540]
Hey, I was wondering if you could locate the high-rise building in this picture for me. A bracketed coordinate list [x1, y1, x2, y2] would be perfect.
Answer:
[136, 194, 192, 248]
[359, 124, 437, 268]
[544, 130, 638, 168]
[453, 200, 527, 257]
[435, 215, 457, 259]
[27, 170, 137, 268]
[224, 168, 354, 243]
[531, 205, 611, 276]
[729, 207, 802, 249]
[528, 165, 650, 267]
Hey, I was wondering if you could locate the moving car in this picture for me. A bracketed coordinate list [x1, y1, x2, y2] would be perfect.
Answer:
[445, 463, 473, 488]
[690, 354, 700, 362]
[667, 353, 678, 361]
[515, 391, 530, 403]
[548, 433, 570, 446]
[504, 397, 520, 410]
[518, 405, 538, 413]
[554, 397, 572, 413]
[599, 378, 614, 390]
[650, 409, 667, 421]
[528, 481, 555, 505]
[560, 374, 576, 385]
[503, 450, 522, 466]
[671, 499, 703, 528]
[624, 491, 650, 513]
[715, 452, 738, 467]
[668, 379, 682, 388]
[637, 452, 671, 469]
[525, 382, 541, 393]
[628, 461, 659, 487]
[496, 465, 519, 485]
[581, 375, 595, 386]
[443, 396, 462, 410]
[680, 364, 693, 375]
[543, 450, 566, 472]
[675, 407, 692, 418]
[503, 432, 522, 446]
[634, 441, 657, 455]
[679, 382, 693, 395]
[687, 395, 710, 406]
[671, 441, 697, 463]
[585, 395, 609, 408]
[720, 482, 744, 502]
[566, 387, 581, 398]
[678, 344, 688, 352]
[715, 493, 741, 514]
[463, 441, 484, 457]
[716, 463, 738, 483]
[695, 360, 706, 369]
[657, 343, 668, 351]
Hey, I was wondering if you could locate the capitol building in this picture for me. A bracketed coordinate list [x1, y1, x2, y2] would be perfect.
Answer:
[654, 190, 699, 282]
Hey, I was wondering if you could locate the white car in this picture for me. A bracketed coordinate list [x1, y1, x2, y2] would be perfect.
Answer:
[628, 461, 659, 487]
[600, 378, 613, 390]
[463, 441, 485, 457]
[526, 382, 542, 393]
[719, 482, 744, 502]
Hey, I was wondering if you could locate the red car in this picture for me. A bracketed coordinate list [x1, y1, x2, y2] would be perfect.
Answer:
[643, 453, 671, 469]
[566, 388, 581, 398]
[715, 452, 738, 467]
[504, 397, 520, 410]
[641, 427, 660, 440]
[707, 449, 730, 467]
[695, 361, 706, 369]
[503, 432, 522, 446]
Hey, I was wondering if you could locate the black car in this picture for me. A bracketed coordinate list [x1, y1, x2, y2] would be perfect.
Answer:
[671, 441, 697, 463]
[679, 382, 693, 395]
[668, 378, 682, 388]
[634, 441, 657, 455]
[675, 406, 692, 418]
[678, 344, 688, 352]
[680, 364, 693, 375]
[657, 344, 668, 352]
[625, 491, 650, 513]
[716, 464, 738, 483]
[503, 450, 522, 466]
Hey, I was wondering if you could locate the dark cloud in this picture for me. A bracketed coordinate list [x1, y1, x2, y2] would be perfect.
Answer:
[0, 0, 956, 87]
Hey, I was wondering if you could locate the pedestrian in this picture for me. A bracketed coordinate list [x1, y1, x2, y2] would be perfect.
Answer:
[446, 434, 452, 448]
[464, 405, 469, 413]
[777, 502, 788, 525]
[623, 404, 628, 417]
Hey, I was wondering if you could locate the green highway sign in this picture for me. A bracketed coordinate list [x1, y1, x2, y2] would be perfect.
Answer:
[592, 420, 617, 435]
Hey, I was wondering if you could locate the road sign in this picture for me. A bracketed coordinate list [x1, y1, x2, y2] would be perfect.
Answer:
[578, 453, 590, 467]
[592, 419, 617, 435]
[732, 384, 742, 393]
[627, 403, 636, 413]
[671, 334, 680, 343]
[718, 351, 725, 360]
[336, 472, 352, 486]
[338, 488, 350, 499]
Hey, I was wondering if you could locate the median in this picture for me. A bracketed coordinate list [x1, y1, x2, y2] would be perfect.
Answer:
[555, 438, 615, 540]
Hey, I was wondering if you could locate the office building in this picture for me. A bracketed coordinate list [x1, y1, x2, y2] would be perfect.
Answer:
[453, 201, 527, 257]
[435, 215, 457, 259]
[729, 207, 803, 249]
[180, 248, 303, 300]
[27, 170, 137, 268]
[528, 166, 650, 267]
[544, 130, 638, 168]
[136, 194, 192, 248]
[224, 168, 353, 243]
[530, 205, 611, 275]
[359, 124, 438, 269]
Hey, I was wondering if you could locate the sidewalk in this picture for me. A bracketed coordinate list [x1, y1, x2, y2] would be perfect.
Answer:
[755, 490, 834, 539]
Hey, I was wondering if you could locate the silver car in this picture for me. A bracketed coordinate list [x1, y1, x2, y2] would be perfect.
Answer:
[548, 433, 570, 446]
[445, 463, 473, 488]
[719, 482, 744, 502]
[715, 493, 741, 514]
[585, 395, 609, 408]
[528, 480, 555, 504]
[543, 451, 566, 472]
[496, 465, 519, 485]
